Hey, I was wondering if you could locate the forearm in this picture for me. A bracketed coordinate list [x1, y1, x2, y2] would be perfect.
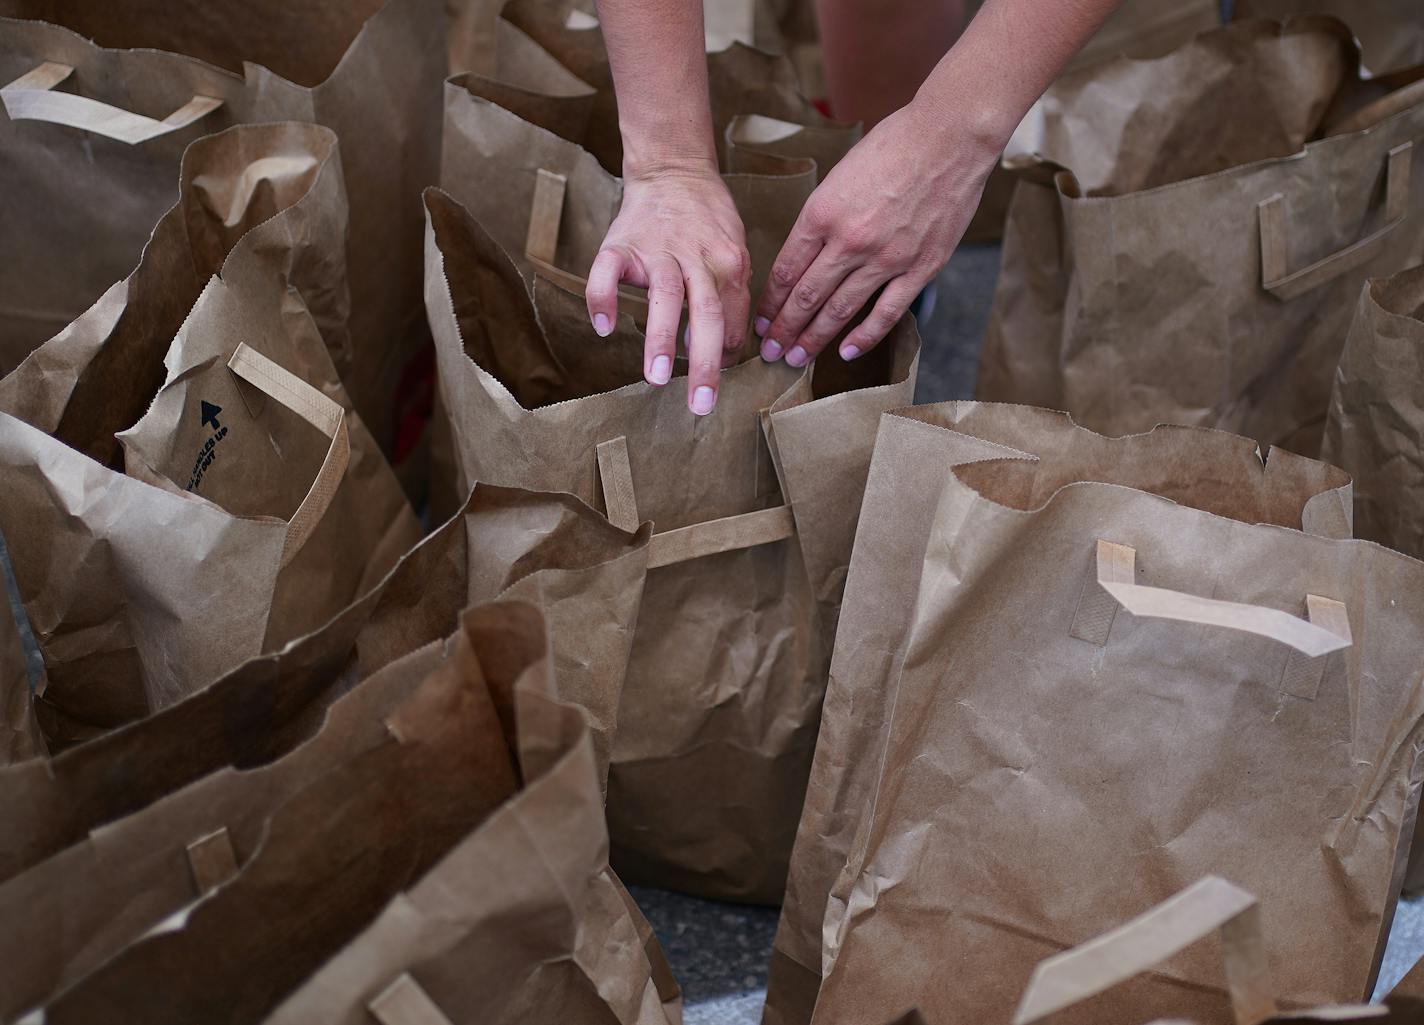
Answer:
[910, 0, 1123, 153]
[595, 0, 717, 178]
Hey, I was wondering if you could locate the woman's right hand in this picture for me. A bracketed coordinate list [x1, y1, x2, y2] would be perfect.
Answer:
[585, 162, 751, 416]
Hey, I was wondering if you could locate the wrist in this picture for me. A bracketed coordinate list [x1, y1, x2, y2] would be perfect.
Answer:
[622, 150, 721, 184]
[903, 87, 1018, 164]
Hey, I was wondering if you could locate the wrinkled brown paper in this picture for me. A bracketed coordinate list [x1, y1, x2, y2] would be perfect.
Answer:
[978, 17, 1424, 455]
[428, 109, 919, 900]
[771, 402, 1424, 1025]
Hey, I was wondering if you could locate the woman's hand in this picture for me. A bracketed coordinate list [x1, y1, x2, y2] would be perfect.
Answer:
[753, 101, 1000, 367]
[586, 163, 751, 416]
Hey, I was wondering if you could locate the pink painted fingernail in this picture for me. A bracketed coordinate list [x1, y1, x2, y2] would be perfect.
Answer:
[593, 313, 611, 337]
[754, 316, 771, 336]
[649, 354, 672, 385]
[760, 338, 783, 362]
[841, 344, 861, 360]
[691, 386, 716, 415]
[785, 345, 809, 367]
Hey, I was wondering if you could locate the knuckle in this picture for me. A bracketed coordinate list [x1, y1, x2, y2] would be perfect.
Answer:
[693, 294, 724, 318]
[826, 294, 859, 322]
[695, 358, 720, 375]
[792, 284, 820, 311]
[874, 304, 905, 331]
[649, 279, 681, 302]
[839, 225, 872, 255]
[771, 263, 798, 289]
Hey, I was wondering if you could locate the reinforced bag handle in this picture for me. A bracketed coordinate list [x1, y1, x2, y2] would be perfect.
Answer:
[1071, 540, 1351, 660]
[226, 344, 350, 569]
[369, 973, 456, 1025]
[595, 433, 795, 568]
[1259, 142, 1412, 301]
[1014, 877, 1279, 1025]
[2, 62, 222, 145]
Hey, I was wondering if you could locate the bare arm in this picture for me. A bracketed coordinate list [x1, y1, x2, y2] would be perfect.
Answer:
[587, 0, 750, 416]
[755, 0, 1124, 367]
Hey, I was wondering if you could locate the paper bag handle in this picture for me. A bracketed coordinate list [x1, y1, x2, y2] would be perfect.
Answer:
[526, 168, 652, 321]
[226, 343, 350, 569]
[1259, 142, 1412, 301]
[369, 973, 455, 1025]
[1072, 540, 1351, 661]
[1013, 877, 1280, 1025]
[1, 61, 222, 144]
[596, 433, 795, 568]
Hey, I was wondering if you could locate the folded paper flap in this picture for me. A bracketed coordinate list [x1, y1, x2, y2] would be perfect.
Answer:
[934, 404, 1351, 531]
[1014, 876, 1277, 1025]
[1, 60, 221, 144]
[1259, 142, 1413, 300]
[1093, 540, 1352, 657]
[426, 186, 647, 410]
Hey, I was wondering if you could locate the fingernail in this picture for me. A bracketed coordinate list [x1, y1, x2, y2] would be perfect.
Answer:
[649, 354, 672, 385]
[760, 338, 783, 362]
[785, 345, 809, 367]
[753, 316, 771, 336]
[691, 386, 716, 415]
[841, 344, 861, 360]
[593, 313, 611, 337]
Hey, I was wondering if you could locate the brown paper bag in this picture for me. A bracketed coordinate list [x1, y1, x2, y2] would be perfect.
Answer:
[496, 0, 854, 177]
[25, 601, 674, 1025]
[1237, 0, 1424, 77]
[1321, 267, 1424, 559]
[263, 603, 679, 1025]
[0, 24, 233, 376]
[1016, 877, 1424, 1024]
[425, 178, 918, 902]
[0, 583, 40, 766]
[0, 589, 659, 1024]
[790, 402, 1424, 1024]
[1320, 266, 1424, 895]
[0, 482, 647, 890]
[0, 0, 445, 455]
[762, 401, 1357, 1025]
[963, 0, 1220, 243]
[977, 18, 1424, 455]
[0, 122, 419, 748]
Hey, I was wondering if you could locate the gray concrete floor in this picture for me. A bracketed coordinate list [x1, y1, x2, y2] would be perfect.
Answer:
[634, 241, 1424, 1023]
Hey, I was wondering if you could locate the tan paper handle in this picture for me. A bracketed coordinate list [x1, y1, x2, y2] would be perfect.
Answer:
[2, 61, 221, 144]
[1013, 876, 1279, 1025]
[1074, 540, 1351, 658]
[1259, 142, 1412, 301]
[226, 343, 349, 569]
[595, 433, 795, 568]
[526, 168, 651, 321]
[368, 973, 455, 1025]
[185, 826, 239, 894]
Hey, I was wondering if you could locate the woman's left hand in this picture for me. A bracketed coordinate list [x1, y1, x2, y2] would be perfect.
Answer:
[753, 100, 1001, 366]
